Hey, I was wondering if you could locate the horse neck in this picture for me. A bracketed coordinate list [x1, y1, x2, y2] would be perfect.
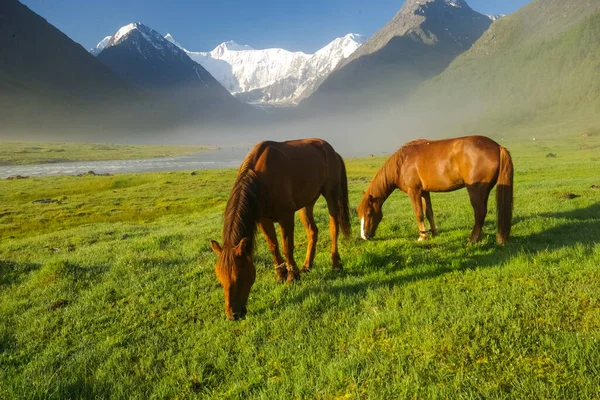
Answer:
[367, 153, 401, 204]
[222, 171, 260, 253]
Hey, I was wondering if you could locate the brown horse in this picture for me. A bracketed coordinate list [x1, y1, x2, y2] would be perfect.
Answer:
[357, 136, 513, 244]
[210, 139, 351, 320]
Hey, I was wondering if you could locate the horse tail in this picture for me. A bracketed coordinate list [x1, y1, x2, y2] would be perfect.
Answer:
[337, 154, 352, 239]
[496, 146, 514, 244]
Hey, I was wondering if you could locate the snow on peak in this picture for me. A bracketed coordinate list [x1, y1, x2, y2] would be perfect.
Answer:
[317, 33, 367, 58]
[90, 35, 112, 56]
[100, 22, 185, 59]
[113, 22, 142, 43]
[486, 14, 505, 21]
[180, 33, 365, 104]
[164, 33, 184, 50]
[210, 41, 254, 57]
[445, 0, 467, 8]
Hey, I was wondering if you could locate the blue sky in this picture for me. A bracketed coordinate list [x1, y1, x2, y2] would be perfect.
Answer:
[22, 0, 531, 53]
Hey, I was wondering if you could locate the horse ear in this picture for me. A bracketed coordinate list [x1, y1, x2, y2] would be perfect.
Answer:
[234, 237, 250, 256]
[210, 240, 222, 255]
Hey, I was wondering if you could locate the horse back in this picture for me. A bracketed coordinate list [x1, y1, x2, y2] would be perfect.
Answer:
[242, 139, 339, 212]
[401, 136, 501, 192]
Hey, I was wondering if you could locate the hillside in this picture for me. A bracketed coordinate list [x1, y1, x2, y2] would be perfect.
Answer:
[408, 0, 600, 136]
[0, 0, 137, 137]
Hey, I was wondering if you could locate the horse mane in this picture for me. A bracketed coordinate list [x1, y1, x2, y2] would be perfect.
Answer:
[237, 141, 271, 177]
[222, 169, 261, 254]
[365, 150, 403, 200]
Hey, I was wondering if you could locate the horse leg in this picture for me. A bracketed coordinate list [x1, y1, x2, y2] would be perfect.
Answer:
[258, 218, 287, 282]
[279, 213, 301, 282]
[408, 188, 429, 241]
[422, 191, 439, 237]
[324, 192, 343, 271]
[299, 204, 318, 273]
[467, 185, 491, 244]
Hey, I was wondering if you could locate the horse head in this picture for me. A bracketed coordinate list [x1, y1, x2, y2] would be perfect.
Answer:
[357, 193, 383, 240]
[211, 238, 256, 320]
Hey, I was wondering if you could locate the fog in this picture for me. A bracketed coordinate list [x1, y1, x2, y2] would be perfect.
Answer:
[0, 80, 493, 163]
[130, 91, 491, 160]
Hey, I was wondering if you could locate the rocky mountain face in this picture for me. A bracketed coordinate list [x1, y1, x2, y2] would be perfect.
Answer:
[302, 0, 492, 110]
[96, 23, 251, 120]
[164, 34, 366, 106]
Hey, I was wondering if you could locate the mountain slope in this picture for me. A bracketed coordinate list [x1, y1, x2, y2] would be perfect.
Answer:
[97, 23, 250, 120]
[408, 0, 600, 136]
[0, 0, 134, 135]
[166, 34, 365, 105]
[303, 0, 492, 110]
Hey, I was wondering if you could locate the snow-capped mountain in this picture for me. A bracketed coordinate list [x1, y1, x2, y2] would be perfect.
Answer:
[165, 33, 366, 105]
[95, 23, 250, 120]
[303, 0, 493, 109]
[89, 35, 112, 56]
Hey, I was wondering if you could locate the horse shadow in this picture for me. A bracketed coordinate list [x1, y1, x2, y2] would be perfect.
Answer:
[276, 202, 600, 308]
[0, 260, 42, 287]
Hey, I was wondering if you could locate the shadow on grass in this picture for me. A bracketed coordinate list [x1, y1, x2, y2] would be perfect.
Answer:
[0, 260, 41, 287]
[276, 202, 600, 308]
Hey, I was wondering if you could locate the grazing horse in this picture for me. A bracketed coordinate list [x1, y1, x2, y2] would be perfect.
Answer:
[357, 136, 513, 244]
[210, 139, 351, 320]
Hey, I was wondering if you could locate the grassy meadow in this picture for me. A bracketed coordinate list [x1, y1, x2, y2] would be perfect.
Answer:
[1, 133, 599, 398]
[0, 142, 210, 166]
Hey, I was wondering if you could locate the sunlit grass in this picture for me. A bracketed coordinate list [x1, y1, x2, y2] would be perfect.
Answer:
[0, 142, 210, 166]
[0, 135, 599, 398]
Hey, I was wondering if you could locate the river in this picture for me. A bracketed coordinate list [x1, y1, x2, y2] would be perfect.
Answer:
[0, 147, 252, 179]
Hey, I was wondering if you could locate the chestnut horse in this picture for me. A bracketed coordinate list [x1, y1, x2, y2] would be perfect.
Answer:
[357, 136, 513, 244]
[210, 139, 351, 320]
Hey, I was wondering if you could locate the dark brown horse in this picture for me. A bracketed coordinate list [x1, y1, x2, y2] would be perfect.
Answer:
[357, 136, 513, 244]
[210, 139, 351, 320]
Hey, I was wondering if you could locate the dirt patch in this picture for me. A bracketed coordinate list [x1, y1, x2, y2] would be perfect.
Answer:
[50, 299, 69, 310]
[557, 193, 580, 200]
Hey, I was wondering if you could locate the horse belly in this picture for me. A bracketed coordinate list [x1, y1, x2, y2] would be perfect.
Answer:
[418, 160, 465, 192]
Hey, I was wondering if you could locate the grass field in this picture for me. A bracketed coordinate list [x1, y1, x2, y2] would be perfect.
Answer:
[0, 142, 210, 166]
[1, 134, 599, 399]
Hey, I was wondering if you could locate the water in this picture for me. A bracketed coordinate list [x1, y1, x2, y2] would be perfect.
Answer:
[0, 147, 251, 179]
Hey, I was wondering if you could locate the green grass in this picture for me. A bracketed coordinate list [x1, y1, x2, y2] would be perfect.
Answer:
[0, 142, 210, 166]
[1, 135, 599, 398]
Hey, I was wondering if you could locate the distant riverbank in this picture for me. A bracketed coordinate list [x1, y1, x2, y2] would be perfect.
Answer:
[0, 146, 252, 178]
[0, 141, 212, 166]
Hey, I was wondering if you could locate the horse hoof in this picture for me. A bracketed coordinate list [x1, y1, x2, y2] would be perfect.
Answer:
[301, 266, 311, 273]
[286, 270, 300, 283]
[331, 259, 343, 271]
[431, 229, 439, 237]
[275, 266, 288, 282]
[417, 235, 428, 242]
[276, 271, 287, 282]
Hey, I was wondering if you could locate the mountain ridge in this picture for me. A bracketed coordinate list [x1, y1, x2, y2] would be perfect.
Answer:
[95, 32, 366, 105]
[302, 0, 492, 110]
[96, 22, 252, 122]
